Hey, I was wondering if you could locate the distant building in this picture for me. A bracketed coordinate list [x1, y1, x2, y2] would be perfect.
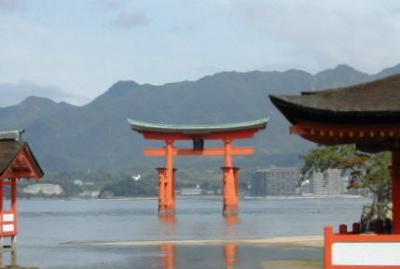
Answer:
[73, 179, 83, 186]
[23, 184, 64, 196]
[250, 167, 301, 196]
[180, 188, 202, 196]
[310, 169, 346, 195]
[79, 191, 100, 199]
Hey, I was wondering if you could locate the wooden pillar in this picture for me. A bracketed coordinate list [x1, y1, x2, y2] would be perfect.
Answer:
[233, 167, 240, 201]
[10, 178, 17, 266]
[324, 226, 333, 269]
[0, 236, 3, 269]
[392, 150, 400, 233]
[222, 139, 239, 216]
[156, 168, 167, 215]
[157, 167, 177, 216]
[0, 178, 3, 269]
[159, 140, 176, 216]
[11, 178, 17, 232]
[172, 168, 176, 207]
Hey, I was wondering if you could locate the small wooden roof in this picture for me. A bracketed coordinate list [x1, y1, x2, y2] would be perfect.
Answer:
[270, 74, 400, 124]
[128, 118, 268, 140]
[0, 132, 43, 179]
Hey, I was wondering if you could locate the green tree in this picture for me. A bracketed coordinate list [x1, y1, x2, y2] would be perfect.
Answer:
[301, 145, 392, 232]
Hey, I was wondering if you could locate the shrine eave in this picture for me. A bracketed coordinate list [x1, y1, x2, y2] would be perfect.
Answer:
[270, 74, 400, 125]
[128, 118, 268, 135]
[0, 140, 44, 179]
[270, 95, 400, 125]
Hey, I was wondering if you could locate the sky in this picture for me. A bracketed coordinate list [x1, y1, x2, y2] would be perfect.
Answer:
[1, 0, 400, 106]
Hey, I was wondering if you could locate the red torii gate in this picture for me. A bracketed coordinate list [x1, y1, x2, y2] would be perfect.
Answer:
[128, 118, 267, 216]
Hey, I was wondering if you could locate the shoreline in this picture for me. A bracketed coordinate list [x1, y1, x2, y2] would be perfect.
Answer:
[21, 194, 364, 202]
[64, 235, 323, 248]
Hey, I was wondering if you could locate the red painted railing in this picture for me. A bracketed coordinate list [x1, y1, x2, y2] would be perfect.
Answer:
[325, 224, 400, 269]
[0, 209, 17, 236]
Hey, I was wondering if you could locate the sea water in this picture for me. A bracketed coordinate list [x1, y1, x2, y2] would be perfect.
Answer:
[14, 196, 369, 268]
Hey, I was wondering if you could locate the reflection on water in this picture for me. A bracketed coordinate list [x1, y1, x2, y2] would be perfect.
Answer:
[0, 244, 37, 269]
[224, 244, 239, 269]
[224, 215, 239, 238]
[159, 215, 177, 236]
[156, 216, 240, 269]
[160, 244, 176, 269]
[159, 243, 239, 269]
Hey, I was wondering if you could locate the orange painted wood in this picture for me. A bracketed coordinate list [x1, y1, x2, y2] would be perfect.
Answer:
[156, 140, 176, 216]
[224, 139, 233, 167]
[2, 172, 35, 178]
[0, 178, 18, 236]
[291, 122, 400, 145]
[1, 149, 42, 179]
[11, 178, 17, 235]
[156, 168, 167, 214]
[0, 179, 3, 211]
[145, 146, 255, 156]
[330, 233, 400, 242]
[325, 263, 400, 268]
[325, 226, 333, 269]
[222, 139, 239, 215]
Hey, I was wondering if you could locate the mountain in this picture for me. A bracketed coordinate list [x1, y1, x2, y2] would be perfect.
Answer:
[1, 64, 399, 173]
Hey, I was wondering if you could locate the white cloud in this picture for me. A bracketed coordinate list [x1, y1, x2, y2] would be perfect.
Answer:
[226, 0, 400, 73]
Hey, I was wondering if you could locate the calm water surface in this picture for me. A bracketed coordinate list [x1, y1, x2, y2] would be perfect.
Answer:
[12, 197, 369, 268]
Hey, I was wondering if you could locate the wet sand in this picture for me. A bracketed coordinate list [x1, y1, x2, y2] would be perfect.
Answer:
[263, 259, 322, 269]
[64, 235, 324, 248]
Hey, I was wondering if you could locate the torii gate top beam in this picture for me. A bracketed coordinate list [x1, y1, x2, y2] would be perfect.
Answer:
[128, 118, 268, 140]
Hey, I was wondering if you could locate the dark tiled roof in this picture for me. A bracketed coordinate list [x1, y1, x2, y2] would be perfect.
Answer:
[270, 74, 400, 124]
[128, 118, 268, 134]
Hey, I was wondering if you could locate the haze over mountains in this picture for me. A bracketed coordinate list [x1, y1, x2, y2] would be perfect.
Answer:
[2, 63, 400, 172]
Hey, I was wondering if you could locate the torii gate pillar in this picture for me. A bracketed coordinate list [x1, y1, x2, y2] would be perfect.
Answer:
[156, 167, 177, 216]
[222, 139, 239, 216]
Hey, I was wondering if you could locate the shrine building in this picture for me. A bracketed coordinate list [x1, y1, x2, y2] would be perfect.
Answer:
[271, 74, 400, 268]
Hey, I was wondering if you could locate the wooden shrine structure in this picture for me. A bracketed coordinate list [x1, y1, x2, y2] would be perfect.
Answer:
[270, 74, 400, 268]
[0, 130, 43, 267]
[129, 118, 267, 216]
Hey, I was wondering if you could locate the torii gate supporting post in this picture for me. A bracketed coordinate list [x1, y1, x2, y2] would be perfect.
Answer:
[156, 167, 177, 216]
[222, 139, 239, 216]
[157, 140, 176, 216]
[392, 150, 400, 234]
